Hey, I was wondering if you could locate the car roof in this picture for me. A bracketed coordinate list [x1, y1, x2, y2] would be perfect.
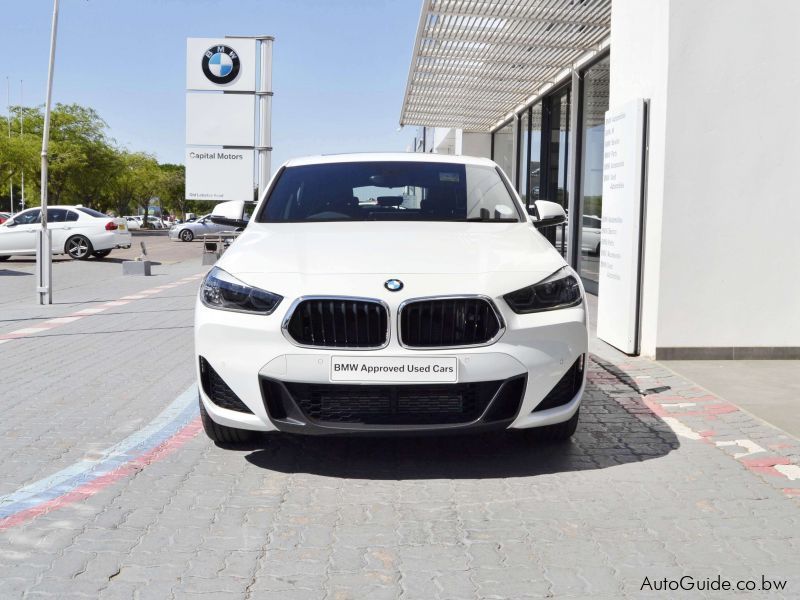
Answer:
[283, 152, 497, 168]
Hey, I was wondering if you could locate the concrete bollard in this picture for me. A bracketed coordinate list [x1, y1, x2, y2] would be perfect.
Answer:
[122, 260, 152, 276]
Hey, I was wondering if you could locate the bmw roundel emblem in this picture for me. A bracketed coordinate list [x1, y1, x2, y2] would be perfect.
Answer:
[202, 45, 241, 85]
[384, 279, 404, 292]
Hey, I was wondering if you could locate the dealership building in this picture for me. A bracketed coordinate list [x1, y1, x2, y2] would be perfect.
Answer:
[400, 0, 800, 360]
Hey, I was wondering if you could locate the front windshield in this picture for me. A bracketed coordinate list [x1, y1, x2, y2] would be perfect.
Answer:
[257, 161, 522, 223]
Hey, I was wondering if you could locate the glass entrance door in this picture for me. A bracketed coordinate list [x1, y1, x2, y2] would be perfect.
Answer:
[577, 55, 610, 294]
[541, 86, 570, 256]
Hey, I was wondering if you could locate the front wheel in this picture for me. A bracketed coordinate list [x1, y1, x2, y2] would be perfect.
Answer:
[520, 409, 579, 443]
[93, 249, 112, 259]
[199, 396, 258, 445]
[179, 229, 194, 242]
[66, 235, 93, 260]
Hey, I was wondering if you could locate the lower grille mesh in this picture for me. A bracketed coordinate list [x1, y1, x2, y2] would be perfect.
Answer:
[281, 381, 503, 425]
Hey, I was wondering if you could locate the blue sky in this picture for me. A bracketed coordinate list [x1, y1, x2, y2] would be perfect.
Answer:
[4, 0, 421, 167]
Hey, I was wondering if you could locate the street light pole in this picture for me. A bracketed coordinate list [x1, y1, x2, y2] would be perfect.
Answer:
[20, 80, 24, 210]
[6, 77, 12, 214]
[37, 0, 59, 305]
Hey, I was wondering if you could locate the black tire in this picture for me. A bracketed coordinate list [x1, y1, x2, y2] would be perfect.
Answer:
[0, 256, 10, 261]
[65, 235, 93, 260]
[594, 242, 601, 256]
[199, 396, 257, 445]
[521, 409, 580, 442]
[92, 249, 112, 259]
[179, 229, 194, 242]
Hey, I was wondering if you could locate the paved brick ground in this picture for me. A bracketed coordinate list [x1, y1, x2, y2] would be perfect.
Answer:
[1, 239, 798, 599]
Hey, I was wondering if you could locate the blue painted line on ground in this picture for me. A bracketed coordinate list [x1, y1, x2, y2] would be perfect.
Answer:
[0, 385, 199, 519]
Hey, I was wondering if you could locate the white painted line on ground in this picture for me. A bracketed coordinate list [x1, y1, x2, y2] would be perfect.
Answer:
[665, 402, 696, 409]
[716, 439, 766, 459]
[0, 274, 204, 344]
[44, 316, 83, 325]
[8, 327, 51, 335]
[661, 417, 703, 440]
[72, 308, 107, 315]
[775, 464, 800, 481]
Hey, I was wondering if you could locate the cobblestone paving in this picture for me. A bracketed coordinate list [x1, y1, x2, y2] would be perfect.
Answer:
[1, 246, 799, 599]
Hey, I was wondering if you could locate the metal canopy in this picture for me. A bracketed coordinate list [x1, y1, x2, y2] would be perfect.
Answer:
[400, 0, 611, 132]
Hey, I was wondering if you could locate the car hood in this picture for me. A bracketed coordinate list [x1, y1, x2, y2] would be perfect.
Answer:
[218, 221, 565, 276]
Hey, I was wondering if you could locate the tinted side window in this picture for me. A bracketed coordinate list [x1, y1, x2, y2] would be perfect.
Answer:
[47, 208, 68, 223]
[77, 207, 108, 218]
[65, 210, 79, 222]
[14, 209, 41, 225]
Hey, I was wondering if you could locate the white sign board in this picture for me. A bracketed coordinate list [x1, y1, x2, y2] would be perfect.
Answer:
[186, 94, 255, 146]
[185, 148, 254, 201]
[186, 37, 256, 92]
[596, 98, 646, 354]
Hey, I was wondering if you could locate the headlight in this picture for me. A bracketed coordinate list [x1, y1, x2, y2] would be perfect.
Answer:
[504, 267, 582, 313]
[200, 267, 282, 315]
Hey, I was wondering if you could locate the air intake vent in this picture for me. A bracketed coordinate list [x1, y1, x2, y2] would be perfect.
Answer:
[533, 355, 585, 412]
[199, 357, 253, 414]
[285, 298, 389, 348]
[399, 297, 503, 348]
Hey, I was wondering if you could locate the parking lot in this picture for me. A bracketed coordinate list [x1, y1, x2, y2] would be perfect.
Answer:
[1, 233, 799, 599]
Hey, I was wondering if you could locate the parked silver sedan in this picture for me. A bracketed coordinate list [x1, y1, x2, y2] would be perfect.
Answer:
[168, 215, 232, 242]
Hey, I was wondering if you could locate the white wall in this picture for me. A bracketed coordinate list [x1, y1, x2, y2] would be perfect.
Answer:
[611, 0, 800, 355]
[657, 0, 800, 350]
[462, 132, 492, 159]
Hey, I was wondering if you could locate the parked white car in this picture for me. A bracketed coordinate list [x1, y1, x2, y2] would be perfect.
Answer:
[124, 216, 141, 231]
[195, 153, 588, 445]
[0, 206, 132, 260]
[134, 216, 165, 229]
[581, 214, 602, 255]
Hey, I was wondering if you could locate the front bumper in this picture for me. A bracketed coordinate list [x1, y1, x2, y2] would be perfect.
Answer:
[195, 294, 588, 435]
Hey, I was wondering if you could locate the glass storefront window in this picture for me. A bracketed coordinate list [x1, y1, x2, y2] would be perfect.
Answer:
[492, 121, 514, 182]
[517, 110, 529, 200]
[543, 86, 570, 256]
[528, 104, 543, 202]
[578, 56, 610, 289]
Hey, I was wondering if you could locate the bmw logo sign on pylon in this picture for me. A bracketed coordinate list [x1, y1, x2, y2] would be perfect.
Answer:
[202, 45, 241, 85]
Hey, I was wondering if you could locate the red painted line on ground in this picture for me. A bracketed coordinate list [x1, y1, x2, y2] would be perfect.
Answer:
[741, 456, 792, 468]
[0, 418, 202, 531]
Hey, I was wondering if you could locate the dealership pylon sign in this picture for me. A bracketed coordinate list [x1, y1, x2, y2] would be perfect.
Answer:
[185, 36, 273, 202]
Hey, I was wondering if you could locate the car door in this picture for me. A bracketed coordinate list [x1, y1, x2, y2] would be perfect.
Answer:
[0, 209, 41, 254]
[46, 208, 71, 252]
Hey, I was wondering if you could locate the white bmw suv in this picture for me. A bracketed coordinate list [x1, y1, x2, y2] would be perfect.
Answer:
[195, 153, 587, 444]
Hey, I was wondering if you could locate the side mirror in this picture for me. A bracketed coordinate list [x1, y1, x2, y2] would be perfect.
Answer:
[528, 200, 566, 228]
[209, 215, 248, 228]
